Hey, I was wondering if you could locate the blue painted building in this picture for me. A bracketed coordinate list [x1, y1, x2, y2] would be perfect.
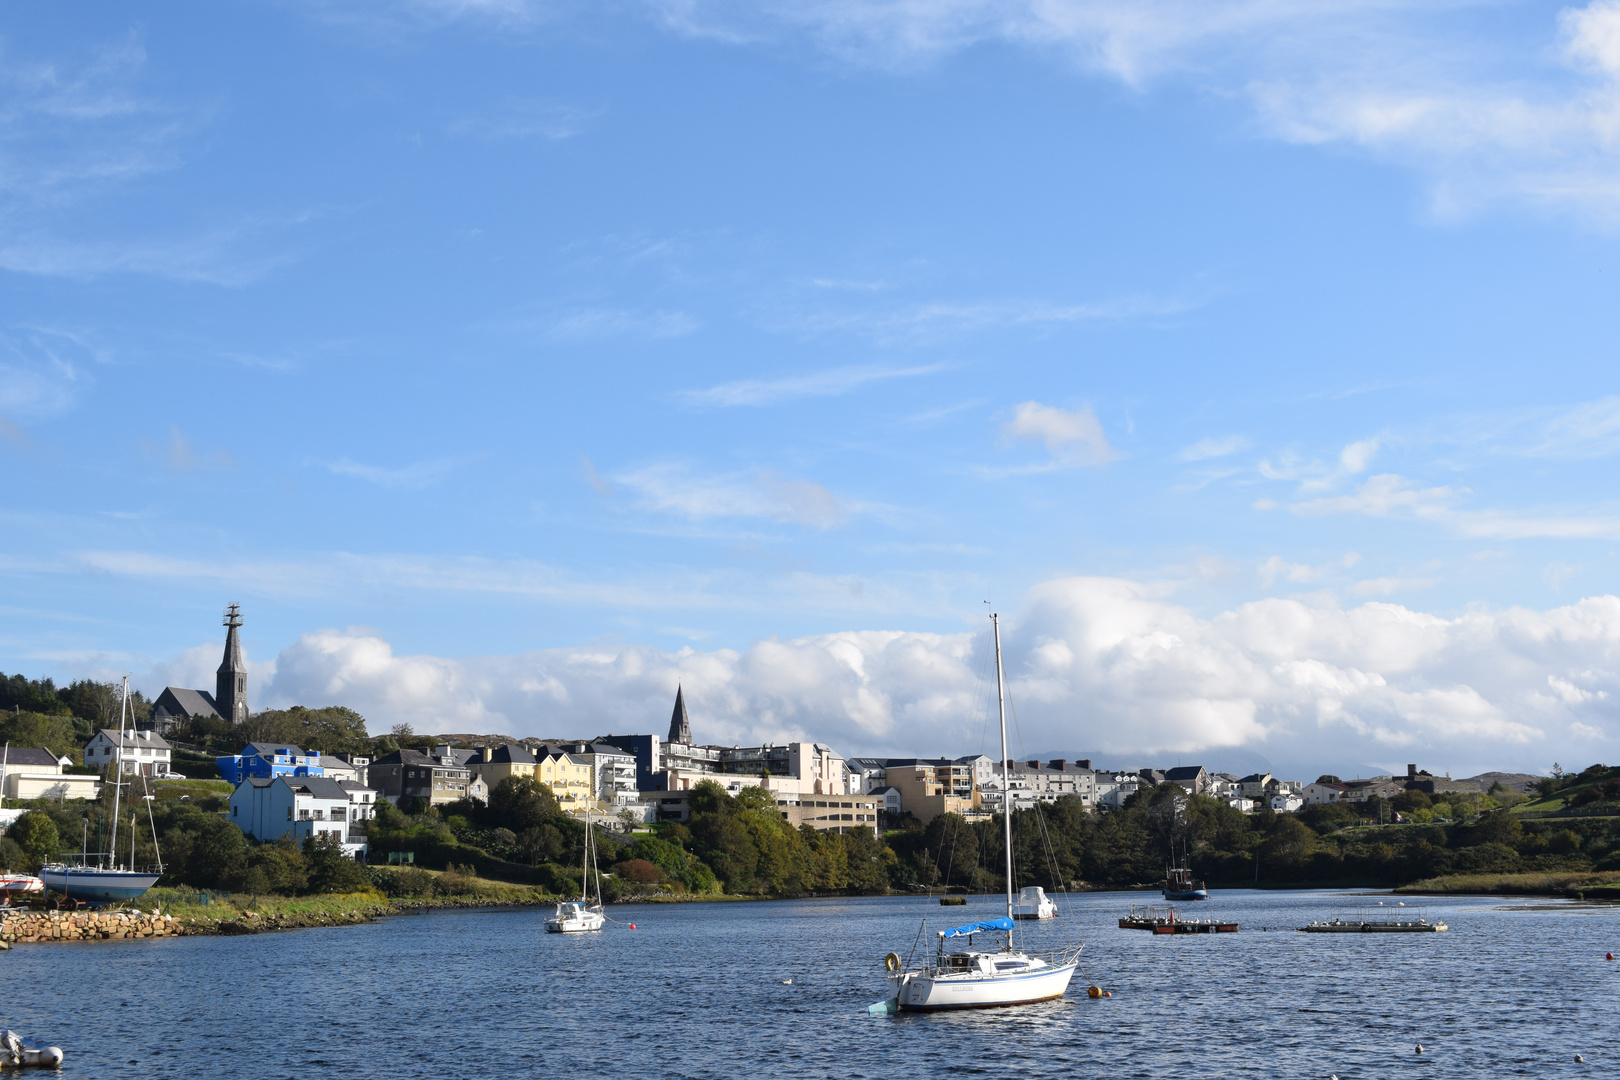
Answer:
[216, 742, 325, 785]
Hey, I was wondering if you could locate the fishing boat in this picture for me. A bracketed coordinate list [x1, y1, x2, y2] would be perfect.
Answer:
[545, 808, 606, 934]
[1162, 843, 1207, 902]
[876, 613, 1081, 1013]
[40, 678, 163, 905]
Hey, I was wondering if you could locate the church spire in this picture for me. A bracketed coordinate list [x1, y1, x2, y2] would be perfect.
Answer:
[216, 603, 248, 725]
[667, 684, 693, 745]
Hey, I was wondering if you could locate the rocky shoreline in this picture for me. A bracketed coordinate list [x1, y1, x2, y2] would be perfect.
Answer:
[0, 909, 181, 946]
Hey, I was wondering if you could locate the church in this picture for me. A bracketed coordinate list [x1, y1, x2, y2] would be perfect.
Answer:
[146, 603, 250, 735]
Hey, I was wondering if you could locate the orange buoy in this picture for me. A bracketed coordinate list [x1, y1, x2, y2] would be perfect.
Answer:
[1607, 952, 1613, 961]
[1104, 991, 1112, 997]
[629, 924, 637, 930]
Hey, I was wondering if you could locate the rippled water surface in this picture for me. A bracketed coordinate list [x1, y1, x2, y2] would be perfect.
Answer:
[8, 889, 1620, 1079]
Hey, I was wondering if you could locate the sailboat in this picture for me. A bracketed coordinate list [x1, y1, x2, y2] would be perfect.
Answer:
[40, 677, 163, 904]
[545, 806, 606, 933]
[879, 613, 1081, 1012]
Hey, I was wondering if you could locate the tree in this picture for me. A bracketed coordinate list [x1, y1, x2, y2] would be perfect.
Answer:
[238, 706, 371, 755]
[488, 777, 560, 832]
[1315, 775, 1341, 785]
[303, 834, 370, 893]
[6, 812, 60, 865]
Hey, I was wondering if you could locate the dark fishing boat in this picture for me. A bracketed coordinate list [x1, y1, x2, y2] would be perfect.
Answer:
[1162, 842, 1207, 901]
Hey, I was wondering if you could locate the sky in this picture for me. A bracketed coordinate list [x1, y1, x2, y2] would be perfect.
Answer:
[3, 0, 1620, 782]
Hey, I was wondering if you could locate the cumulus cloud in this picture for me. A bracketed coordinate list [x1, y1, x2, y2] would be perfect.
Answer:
[999, 401, 1118, 469]
[239, 576, 1620, 776]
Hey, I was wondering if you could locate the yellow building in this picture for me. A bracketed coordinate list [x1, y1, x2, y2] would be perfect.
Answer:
[887, 759, 981, 826]
[535, 747, 596, 812]
[467, 743, 539, 790]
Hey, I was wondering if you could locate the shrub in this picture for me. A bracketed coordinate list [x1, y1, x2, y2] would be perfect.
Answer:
[616, 858, 662, 885]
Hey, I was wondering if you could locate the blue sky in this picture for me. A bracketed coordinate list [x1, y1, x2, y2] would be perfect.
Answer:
[4, 1, 1620, 780]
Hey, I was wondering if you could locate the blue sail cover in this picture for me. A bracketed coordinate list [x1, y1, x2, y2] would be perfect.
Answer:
[941, 917, 1014, 938]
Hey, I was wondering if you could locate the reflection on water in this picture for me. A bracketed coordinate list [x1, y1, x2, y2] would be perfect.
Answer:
[9, 889, 1618, 1079]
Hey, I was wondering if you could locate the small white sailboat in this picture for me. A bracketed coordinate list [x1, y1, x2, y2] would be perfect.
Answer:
[879, 613, 1081, 1012]
[40, 678, 163, 905]
[1012, 885, 1058, 920]
[545, 808, 606, 934]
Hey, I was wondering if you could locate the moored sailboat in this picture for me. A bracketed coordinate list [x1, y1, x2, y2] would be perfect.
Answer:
[545, 807, 606, 933]
[878, 613, 1081, 1012]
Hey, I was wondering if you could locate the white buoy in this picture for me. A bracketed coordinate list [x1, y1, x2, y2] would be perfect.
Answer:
[1415, 1044, 1424, 1054]
[781, 978, 792, 985]
[1576, 1055, 1584, 1063]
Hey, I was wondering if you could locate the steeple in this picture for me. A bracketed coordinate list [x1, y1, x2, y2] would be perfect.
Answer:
[667, 684, 692, 745]
[216, 603, 248, 725]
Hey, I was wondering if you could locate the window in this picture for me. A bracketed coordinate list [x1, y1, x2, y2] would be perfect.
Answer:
[232, 805, 238, 817]
[287, 807, 292, 821]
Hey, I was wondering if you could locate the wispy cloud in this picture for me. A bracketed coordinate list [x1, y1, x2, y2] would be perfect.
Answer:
[321, 456, 473, 490]
[0, 327, 97, 419]
[646, 0, 1620, 222]
[1179, 434, 1251, 462]
[159, 426, 235, 472]
[1288, 472, 1620, 540]
[1258, 551, 1361, 587]
[449, 99, 599, 141]
[678, 363, 948, 407]
[783, 292, 1204, 344]
[614, 462, 860, 529]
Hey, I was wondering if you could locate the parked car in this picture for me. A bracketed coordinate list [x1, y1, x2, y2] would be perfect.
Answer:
[158, 770, 187, 780]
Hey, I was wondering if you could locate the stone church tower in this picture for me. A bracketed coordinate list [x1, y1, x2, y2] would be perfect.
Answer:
[216, 603, 249, 724]
[667, 684, 693, 745]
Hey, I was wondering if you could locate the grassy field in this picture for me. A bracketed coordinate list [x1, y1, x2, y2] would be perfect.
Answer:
[1394, 870, 1620, 896]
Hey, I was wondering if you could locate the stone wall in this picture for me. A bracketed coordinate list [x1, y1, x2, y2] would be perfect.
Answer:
[0, 910, 179, 945]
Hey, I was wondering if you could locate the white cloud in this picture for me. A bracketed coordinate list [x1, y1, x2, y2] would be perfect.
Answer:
[1289, 472, 1620, 539]
[678, 363, 946, 407]
[1258, 551, 1361, 587]
[1000, 401, 1118, 468]
[322, 456, 471, 490]
[613, 462, 853, 528]
[1349, 576, 1435, 597]
[1179, 434, 1250, 461]
[239, 577, 1620, 773]
[1530, 396, 1620, 459]
[644, 0, 1620, 220]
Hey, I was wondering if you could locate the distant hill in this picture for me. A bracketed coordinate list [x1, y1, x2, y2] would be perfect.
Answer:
[1464, 771, 1542, 794]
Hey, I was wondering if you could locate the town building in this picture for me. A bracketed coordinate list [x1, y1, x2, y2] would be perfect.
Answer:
[465, 742, 538, 791]
[146, 604, 250, 734]
[631, 785, 880, 834]
[1303, 781, 1351, 805]
[1271, 792, 1305, 812]
[885, 759, 981, 825]
[1095, 771, 1141, 810]
[1164, 765, 1209, 796]
[600, 690, 852, 799]
[1013, 759, 1095, 807]
[216, 742, 325, 785]
[0, 747, 100, 801]
[84, 729, 173, 778]
[1209, 772, 1241, 799]
[229, 775, 369, 859]
[368, 746, 473, 807]
[1238, 773, 1273, 799]
[534, 745, 595, 812]
[846, 757, 888, 794]
[320, 754, 369, 786]
[556, 741, 638, 809]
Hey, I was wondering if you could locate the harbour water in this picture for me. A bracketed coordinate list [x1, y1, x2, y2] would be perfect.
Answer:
[7, 889, 1618, 1078]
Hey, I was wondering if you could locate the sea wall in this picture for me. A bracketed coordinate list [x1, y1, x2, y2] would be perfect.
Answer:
[0, 910, 178, 945]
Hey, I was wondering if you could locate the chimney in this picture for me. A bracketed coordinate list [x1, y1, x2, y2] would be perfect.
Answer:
[1078, 759, 1091, 770]
[436, 744, 452, 760]
[1027, 760, 1040, 770]
[1049, 759, 1067, 771]
[482, 747, 493, 764]
[1407, 764, 1417, 781]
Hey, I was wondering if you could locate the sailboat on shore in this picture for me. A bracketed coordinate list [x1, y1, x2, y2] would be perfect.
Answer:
[545, 807, 606, 933]
[41, 678, 163, 904]
[877, 613, 1081, 1012]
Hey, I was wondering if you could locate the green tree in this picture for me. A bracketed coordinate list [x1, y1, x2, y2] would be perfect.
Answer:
[303, 834, 370, 893]
[7, 812, 61, 865]
[487, 776, 560, 832]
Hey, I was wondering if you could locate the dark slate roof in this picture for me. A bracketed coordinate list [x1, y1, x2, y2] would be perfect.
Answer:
[290, 776, 351, 800]
[485, 743, 536, 765]
[846, 757, 887, 771]
[153, 686, 221, 720]
[245, 741, 309, 758]
[1165, 766, 1207, 781]
[1, 746, 64, 768]
[94, 728, 172, 750]
[1238, 772, 1271, 783]
[370, 748, 465, 770]
[335, 779, 374, 792]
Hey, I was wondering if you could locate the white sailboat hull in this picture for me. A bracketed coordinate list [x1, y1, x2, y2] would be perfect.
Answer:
[545, 901, 605, 933]
[892, 961, 1078, 1011]
[40, 867, 161, 903]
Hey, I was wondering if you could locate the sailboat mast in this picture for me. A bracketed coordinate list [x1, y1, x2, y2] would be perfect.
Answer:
[109, 676, 128, 870]
[992, 613, 1013, 925]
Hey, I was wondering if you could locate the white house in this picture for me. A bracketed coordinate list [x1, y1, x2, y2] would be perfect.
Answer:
[556, 741, 639, 809]
[1226, 796, 1258, 813]
[84, 729, 173, 778]
[1271, 792, 1305, 812]
[1304, 781, 1351, 805]
[229, 775, 370, 859]
[1, 747, 100, 801]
